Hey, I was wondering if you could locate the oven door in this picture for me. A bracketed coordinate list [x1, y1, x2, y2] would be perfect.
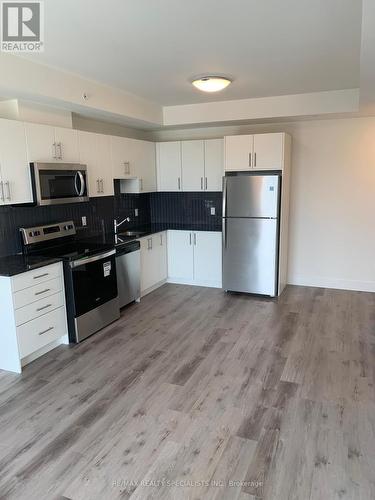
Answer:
[70, 251, 118, 318]
[32, 163, 89, 205]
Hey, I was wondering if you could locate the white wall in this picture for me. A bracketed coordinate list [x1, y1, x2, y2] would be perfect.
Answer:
[151, 116, 375, 292]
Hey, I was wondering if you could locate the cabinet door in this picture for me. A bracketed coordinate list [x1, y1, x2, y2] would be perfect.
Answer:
[78, 131, 100, 197]
[157, 142, 182, 192]
[96, 134, 114, 196]
[140, 237, 153, 293]
[167, 230, 194, 282]
[25, 122, 56, 162]
[155, 232, 168, 283]
[181, 140, 205, 191]
[204, 139, 223, 191]
[54, 127, 79, 162]
[135, 140, 156, 192]
[253, 133, 284, 170]
[111, 136, 135, 178]
[193, 231, 222, 287]
[224, 135, 253, 171]
[0, 119, 32, 204]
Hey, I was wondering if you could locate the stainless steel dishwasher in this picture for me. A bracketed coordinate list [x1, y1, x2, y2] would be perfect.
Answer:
[115, 240, 141, 308]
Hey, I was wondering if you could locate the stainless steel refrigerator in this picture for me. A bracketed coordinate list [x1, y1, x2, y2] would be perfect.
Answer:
[222, 173, 281, 296]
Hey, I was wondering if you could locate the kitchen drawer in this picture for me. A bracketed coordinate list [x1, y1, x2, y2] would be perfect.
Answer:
[17, 306, 67, 358]
[12, 262, 62, 292]
[15, 291, 65, 326]
[13, 277, 63, 310]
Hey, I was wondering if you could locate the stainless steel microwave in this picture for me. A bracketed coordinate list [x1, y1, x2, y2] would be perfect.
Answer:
[30, 162, 89, 206]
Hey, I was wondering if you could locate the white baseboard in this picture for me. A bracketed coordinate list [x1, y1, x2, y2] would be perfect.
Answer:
[167, 278, 222, 289]
[287, 275, 375, 293]
[141, 279, 167, 297]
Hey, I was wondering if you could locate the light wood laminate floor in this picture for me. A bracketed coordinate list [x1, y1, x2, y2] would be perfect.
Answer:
[0, 284, 375, 500]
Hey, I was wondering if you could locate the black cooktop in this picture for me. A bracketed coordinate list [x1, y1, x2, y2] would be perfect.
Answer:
[29, 241, 115, 262]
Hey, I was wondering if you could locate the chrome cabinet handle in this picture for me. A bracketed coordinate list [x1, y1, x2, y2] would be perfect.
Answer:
[205, 177, 208, 190]
[160, 233, 163, 245]
[100, 179, 104, 193]
[249, 153, 251, 167]
[178, 177, 181, 190]
[140, 178, 143, 192]
[52, 143, 57, 159]
[33, 273, 49, 279]
[38, 326, 54, 336]
[35, 288, 50, 296]
[200, 177, 203, 190]
[147, 238, 152, 250]
[124, 162, 130, 175]
[36, 303, 52, 312]
[189, 233, 192, 245]
[57, 142, 62, 160]
[254, 152, 257, 167]
[96, 179, 100, 193]
[193, 233, 196, 246]
[4, 181, 10, 200]
[0, 181, 4, 202]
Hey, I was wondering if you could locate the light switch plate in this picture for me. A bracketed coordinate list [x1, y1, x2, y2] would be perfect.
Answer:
[210, 207, 216, 216]
[82, 216, 87, 226]
[135, 208, 139, 217]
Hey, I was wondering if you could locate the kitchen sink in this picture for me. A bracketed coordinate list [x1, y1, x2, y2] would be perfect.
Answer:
[120, 230, 147, 237]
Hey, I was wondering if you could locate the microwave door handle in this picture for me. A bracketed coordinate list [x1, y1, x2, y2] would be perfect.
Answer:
[75, 171, 85, 196]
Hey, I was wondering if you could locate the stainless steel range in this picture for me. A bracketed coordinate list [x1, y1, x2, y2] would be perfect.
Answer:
[20, 221, 120, 343]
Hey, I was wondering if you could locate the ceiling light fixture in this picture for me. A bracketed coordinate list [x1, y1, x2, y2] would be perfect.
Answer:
[192, 76, 232, 93]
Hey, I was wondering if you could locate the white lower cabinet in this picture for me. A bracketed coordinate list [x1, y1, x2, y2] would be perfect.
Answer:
[140, 232, 167, 295]
[167, 230, 222, 288]
[0, 262, 69, 373]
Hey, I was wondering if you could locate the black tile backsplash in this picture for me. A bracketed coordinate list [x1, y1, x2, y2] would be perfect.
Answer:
[150, 192, 222, 228]
[0, 185, 222, 257]
[0, 197, 114, 257]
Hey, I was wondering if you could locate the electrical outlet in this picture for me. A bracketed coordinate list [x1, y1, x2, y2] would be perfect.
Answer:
[210, 207, 216, 216]
[82, 216, 87, 226]
[135, 208, 139, 217]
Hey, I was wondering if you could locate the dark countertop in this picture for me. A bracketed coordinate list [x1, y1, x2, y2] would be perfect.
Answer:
[115, 222, 222, 241]
[0, 254, 63, 277]
[0, 223, 222, 276]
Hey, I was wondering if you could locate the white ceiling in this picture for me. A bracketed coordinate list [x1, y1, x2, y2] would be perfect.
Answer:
[26, 0, 362, 107]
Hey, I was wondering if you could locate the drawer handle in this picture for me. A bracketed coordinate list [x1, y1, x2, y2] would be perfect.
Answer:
[33, 273, 49, 280]
[36, 303, 52, 312]
[35, 288, 51, 296]
[38, 326, 54, 336]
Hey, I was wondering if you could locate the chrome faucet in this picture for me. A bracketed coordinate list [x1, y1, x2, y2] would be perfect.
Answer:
[114, 217, 130, 234]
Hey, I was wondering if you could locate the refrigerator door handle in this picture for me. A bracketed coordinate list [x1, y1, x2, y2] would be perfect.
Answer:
[223, 218, 227, 249]
[222, 176, 227, 217]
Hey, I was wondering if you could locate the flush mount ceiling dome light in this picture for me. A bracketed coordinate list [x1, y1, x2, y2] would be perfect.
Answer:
[192, 76, 232, 93]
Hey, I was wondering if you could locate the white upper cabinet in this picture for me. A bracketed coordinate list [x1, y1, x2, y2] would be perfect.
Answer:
[78, 131, 114, 197]
[252, 133, 284, 170]
[111, 136, 156, 191]
[132, 139, 156, 192]
[224, 135, 253, 171]
[225, 133, 285, 171]
[25, 123, 79, 163]
[111, 136, 135, 178]
[181, 140, 205, 191]
[157, 141, 182, 192]
[54, 127, 80, 163]
[25, 123, 56, 162]
[0, 118, 32, 205]
[157, 139, 223, 192]
[204, 139, 224, 191]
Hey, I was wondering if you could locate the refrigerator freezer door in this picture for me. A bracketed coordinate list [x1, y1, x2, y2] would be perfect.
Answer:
[223, 174, 280, 218]
[223, 217, 278, 295]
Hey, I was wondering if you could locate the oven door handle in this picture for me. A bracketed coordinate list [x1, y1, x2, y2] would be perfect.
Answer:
[74, 171, 85, 197]
[69, 249, 116, 268]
